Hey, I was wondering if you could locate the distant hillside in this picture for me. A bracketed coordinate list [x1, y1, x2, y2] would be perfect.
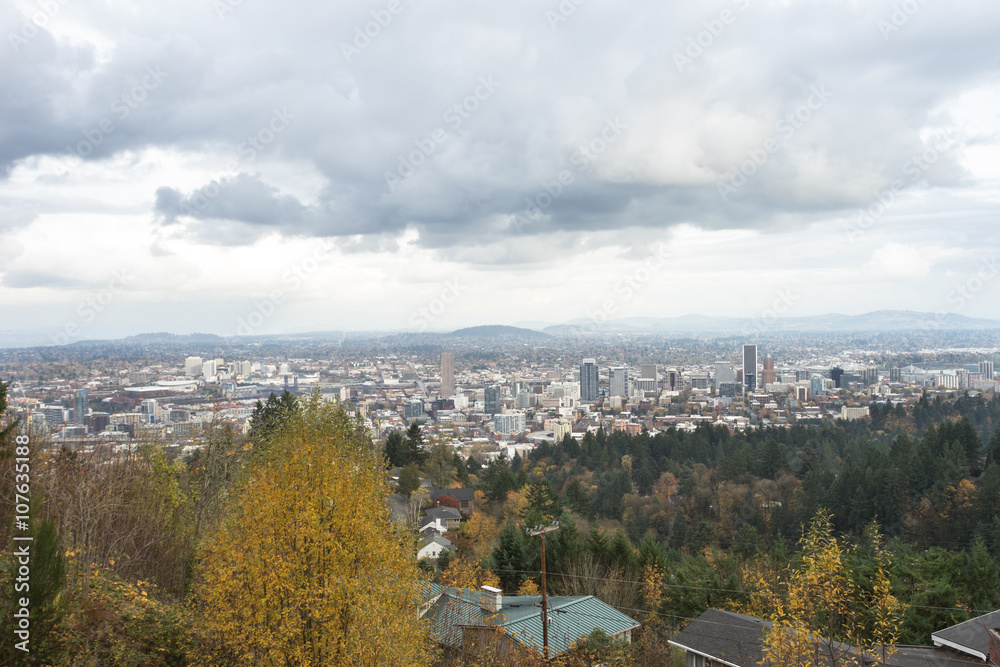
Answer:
[544, 310, 1000, 335]
[447, 325, 553, 340]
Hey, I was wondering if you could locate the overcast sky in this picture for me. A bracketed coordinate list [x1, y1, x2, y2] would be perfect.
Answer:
[1, 0, 999, 341]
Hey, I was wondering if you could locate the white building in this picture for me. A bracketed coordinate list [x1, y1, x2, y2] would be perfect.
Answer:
[841, 406, 871, 421]
[609, 367, 628, 398]
[493, 411, 527, 435]
[934, 374, 959, 389]
[185, 356, 203, 377]
[544, 418, 573, 442]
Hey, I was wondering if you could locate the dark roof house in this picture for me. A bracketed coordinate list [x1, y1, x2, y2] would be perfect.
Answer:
[669, 608, 999, 667]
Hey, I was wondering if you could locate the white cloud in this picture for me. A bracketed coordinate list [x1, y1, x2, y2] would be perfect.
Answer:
[864, 243, 931, 278]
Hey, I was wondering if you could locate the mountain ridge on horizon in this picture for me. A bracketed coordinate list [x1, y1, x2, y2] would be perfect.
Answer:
[2, 310, 999, 349]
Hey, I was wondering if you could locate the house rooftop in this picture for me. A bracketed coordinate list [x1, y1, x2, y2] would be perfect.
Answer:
[931, 609, 1000, 662]
[669, 609, 992, 667]
[420, 585, 639, 658]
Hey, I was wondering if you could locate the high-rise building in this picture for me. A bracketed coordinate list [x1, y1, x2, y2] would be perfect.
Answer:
[404, 399, 425, 421]
[86, 411, 110, 434]
[580, 359, 599, 402]
[493, 412, 526, 435]
[484, 385, 502, 414]
[42, 405, 66, 427]
[516, 391, 532, 409]
[718, 382, 739, 398]
[640, 363, 658, 381]
[742, 345, 758, 393]
[689, 373, 710, 390]
[440, 352, 455, 398]
[861, 367, 880, 386]
[715, 362, 735, 387]
[810, 375, 825, 397]
[889, 367, 901, 383]
[141, 399, 159, 424]
[762, 355, 777, 386]
[667, 369, 679, 392]
[980, 361, 995, 379]
[202, 360, 217, 378]
[185, 356, 203, 377]
[74, 389, 89, 425]
[830, 367, 845, 388]
[609, 367, 628, 398]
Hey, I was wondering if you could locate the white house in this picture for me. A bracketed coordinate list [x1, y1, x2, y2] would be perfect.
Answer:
[417, 535, 453, 561]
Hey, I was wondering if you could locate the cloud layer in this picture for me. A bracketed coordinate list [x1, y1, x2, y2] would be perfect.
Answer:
[1, 0, 999, 336]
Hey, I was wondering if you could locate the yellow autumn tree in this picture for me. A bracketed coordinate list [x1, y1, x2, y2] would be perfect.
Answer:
[194, 395, 434, 666]
[752, 511, 904, 667]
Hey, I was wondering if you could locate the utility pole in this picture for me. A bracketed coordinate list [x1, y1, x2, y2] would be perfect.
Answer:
[527, 522, 559, 662]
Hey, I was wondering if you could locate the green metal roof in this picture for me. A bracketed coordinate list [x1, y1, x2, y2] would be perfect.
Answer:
[420, 587, 640, 657]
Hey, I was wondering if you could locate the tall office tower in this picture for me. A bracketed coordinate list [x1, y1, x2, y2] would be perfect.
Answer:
[609, 367, 628, 398]
[810, 374, 825, 397]
[762, 355, 777, 386]
[484, 385, 502, 414]
[715, 362, 735, 386]
[862, 367, 880, 386]
[580, 359, 599, 402]
[743, 345, 758, 393]
[185, 356, 203, 377]
[440, 352, 455, 398]
[667, 369, 679, 391]
[87, 412, 110, 434]
[640, 363, 658, 381]
[74, 389, 89, 425]
[980, 361, 995, 379]
[202, 359, 217, 378]
[889, 368, 901, 383]
[830, 367, 845, 388]
[141, 399, 158, 424]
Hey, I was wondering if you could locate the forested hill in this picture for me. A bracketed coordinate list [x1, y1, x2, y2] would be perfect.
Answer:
[465, 392, 1000, 646]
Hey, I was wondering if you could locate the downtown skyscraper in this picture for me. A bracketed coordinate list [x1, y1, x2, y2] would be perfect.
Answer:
[580, 358, 599, 402]
[440, 352, 455, 398]
[743, 344, 758, 393]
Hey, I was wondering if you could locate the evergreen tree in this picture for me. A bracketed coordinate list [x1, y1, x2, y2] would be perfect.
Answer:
[383, 430, 409, 468]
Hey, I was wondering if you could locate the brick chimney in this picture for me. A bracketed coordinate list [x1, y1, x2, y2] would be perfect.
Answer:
[988, 627, 1000, 666]
[480, 586, 502, 613]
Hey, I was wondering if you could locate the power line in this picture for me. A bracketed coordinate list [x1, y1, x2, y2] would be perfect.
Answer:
[490, 568, 1000, 615]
